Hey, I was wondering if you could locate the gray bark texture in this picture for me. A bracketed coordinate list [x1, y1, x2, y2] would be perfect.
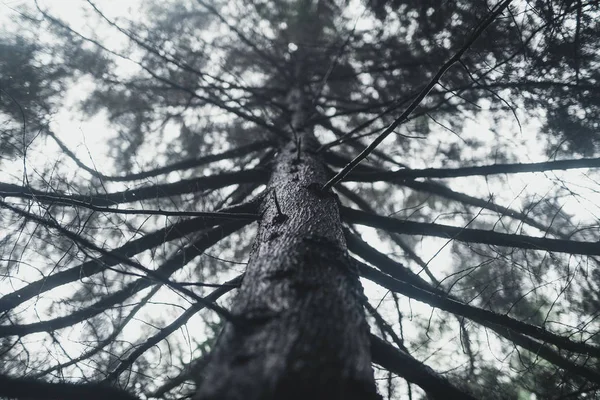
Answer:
[195, 105, 380, 399]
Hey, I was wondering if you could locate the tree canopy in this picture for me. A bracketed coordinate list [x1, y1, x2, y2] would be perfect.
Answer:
[1, 0, 600, 399]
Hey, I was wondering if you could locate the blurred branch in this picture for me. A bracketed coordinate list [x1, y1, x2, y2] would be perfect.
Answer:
[147, 355, 207, 398]
[48, 131, 271, 182]
[195, 0, 287, 77]
[85, 0, 208, 79]
[35, 1, 286, 139]
[0, 374, 139, 400]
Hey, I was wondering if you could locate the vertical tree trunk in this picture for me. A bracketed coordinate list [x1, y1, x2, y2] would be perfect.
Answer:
[195, 85, 380, 399]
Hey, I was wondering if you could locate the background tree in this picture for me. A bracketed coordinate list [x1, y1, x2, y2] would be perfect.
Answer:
[1, 0, 600, 399]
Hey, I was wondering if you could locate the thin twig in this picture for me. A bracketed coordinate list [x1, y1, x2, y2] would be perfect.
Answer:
[322, 0, 513, 190]
[0, 200, 238, 322]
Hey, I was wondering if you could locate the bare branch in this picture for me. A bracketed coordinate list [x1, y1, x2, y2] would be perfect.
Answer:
[0, 374, 139, 400]
[48, 131, 271, 182]
[401, 179, 564, 237]
[0, 169, 266, 207]
[105, 275, 241, 382]
[338, 185, 439, 284]
[30, 285, 162, 378]
[370, 335, 478, 400]
[322, 0, 513, 190]
[0, 223, 241, 337]
[362, 259, 600, 385]
[342, 206, 600, 256]
[345, 229, 436, 293]
[23, 204, 260, 219]
[0, 201, 248, 325]
[0, 220, 245, 337]
[0, 199, 259, 313]
[359, 259, 600, 358]
[346, 156, 600, 181]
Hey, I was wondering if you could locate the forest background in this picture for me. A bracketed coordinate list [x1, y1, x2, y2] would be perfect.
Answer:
[1, 0, 600, 399]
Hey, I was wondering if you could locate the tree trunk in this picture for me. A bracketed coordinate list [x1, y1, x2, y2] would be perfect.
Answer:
[195, 87, 380, 399]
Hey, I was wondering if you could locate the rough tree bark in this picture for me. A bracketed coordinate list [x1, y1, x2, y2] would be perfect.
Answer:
[194, 84, 380, 399]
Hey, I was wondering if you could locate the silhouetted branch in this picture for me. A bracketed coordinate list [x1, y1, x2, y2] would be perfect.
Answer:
[322, 0, 513, 190]
[346, 157, 600, 180]
[48, 130, 271, 182]
[147, 356, 208, 398]
[345, 229, 436, 293]
[3, 228, 243, 336]
[0, 199, 259, 313]
[496, 326, 600, 385]
[362, 258, 600, 384]
[0, 169, 266, 207]
[0, 221, 245, 337]
[105, 275, 242, 381]
[19, 204, 260, 219]
[31, 285, 161, 379]
[338, 184, 439, 284]
[365, 302, 406, 352]
[370, 335, 478, 400]
[342, 206, 600, 256]
[0, 201, 248, 327]
[401, 179, 563, 236]
[326, 152, 566, 239]
[358, 259, 600, 358]
[0, 374, 139, 400]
